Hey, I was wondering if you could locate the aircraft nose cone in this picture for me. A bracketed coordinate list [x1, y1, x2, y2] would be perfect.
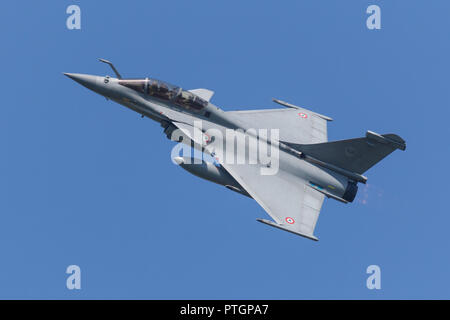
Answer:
[64, 73, 100, 91]
[63, 72, 77, 80]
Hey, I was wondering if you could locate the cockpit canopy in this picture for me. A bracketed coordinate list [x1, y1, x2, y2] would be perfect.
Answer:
[118, 78, 208, 112]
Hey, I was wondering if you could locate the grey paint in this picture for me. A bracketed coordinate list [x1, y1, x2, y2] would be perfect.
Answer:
[64, 61, 406, 240]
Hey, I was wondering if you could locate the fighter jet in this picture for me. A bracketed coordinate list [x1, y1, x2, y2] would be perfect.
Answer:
[64, 59, 406, 241]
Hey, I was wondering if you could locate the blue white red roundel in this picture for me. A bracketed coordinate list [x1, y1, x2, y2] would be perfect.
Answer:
[203, 133, 211, 144]
[285, 217, 295, 224]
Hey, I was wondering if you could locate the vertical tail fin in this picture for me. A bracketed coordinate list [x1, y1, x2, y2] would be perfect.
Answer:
[283, 131, 406, 175]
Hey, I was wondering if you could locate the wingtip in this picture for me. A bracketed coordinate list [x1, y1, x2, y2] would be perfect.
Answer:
[256, 218, 319, 241]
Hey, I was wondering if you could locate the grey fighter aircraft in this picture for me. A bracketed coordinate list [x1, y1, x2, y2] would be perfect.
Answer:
[64, 59, 406, 241]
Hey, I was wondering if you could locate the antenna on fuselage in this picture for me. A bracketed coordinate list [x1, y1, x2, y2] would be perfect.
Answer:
[98, 58, 122, 79]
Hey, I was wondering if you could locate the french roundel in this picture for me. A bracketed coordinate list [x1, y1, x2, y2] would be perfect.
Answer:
[203, 133, 211, 144]
[285, 217, 295, 224]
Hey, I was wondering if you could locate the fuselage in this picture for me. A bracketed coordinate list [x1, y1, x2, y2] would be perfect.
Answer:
[65, 73, 354, 202]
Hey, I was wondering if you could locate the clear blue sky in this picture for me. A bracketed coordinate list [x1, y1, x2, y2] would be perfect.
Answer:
[1, 0, 449, 299]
